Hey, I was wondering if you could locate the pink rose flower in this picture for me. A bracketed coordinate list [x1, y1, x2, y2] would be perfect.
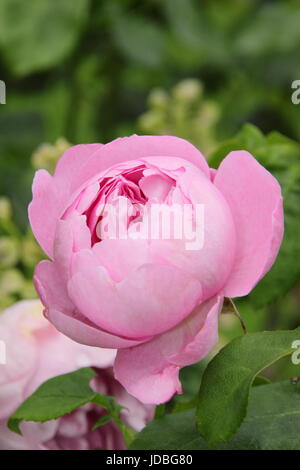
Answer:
[29, 135, 284, 404]
[0, 300, 154, 450]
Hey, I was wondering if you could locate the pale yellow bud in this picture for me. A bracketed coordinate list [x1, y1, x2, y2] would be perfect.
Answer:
[172, 79, 203, 103]
[138, 111, 165, 133]
[0, 237, 19, 268]
[0, 269, 24, 296]
[31, 137, 71, 173]
[148, 88, 169, 110]
[0, 197, 12, 221]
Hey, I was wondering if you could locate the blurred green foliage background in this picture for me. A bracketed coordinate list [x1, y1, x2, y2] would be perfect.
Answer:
[0, 0, 300, 384]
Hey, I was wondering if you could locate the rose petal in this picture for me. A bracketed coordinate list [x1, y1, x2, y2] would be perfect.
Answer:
[28, 170, 61, 259]
[70, 135, 210, 191]
[147, 166, 236, 300]
[46, 308, 147, 349]
[34, 260, 147, 349]
[54, 213, 91, 282]
[114, 295, 223, 404]
[34, 260, 73, 312]
[214, 151, 284, 297]
[68, 250, 202, 338]
[54, 144, 102, 182]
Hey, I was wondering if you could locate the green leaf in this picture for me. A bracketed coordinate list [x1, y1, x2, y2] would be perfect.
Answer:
[131, 381, 300, 450]
[196, 327, 300, 446]
[118, 422, 136, 448]
[154, 404, 167, 420]
[130, 409, 204, 450]
[7, 367, 135, 446]
[222, 380, 300, 450]
[92, 413, 113, 430]
[252, 375, 271, 387]
[92, 394, 134, 446]
[8, 368, 98, 434]
[210, 124, 300, 306]
[8, 366, 135, 448]
[209, 123, 265, 168]
[0, 0, 90, 76]
[92, 394, 123, 417]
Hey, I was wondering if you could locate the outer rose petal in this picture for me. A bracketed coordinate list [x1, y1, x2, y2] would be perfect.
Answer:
[53, 144, 102, 182]
[34, 260, 74, 312]
[53, 214, 91, 282]
[46, 309, 148, 349]
[28, 145, 102, 258]
[70, 135, 210, 192]
[214, 151, 284, 297]
[28, 169, 59, 259]
[68, 250, 203, 339]
[114, 295, 223, 404]
[34, 260, 148, 349]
